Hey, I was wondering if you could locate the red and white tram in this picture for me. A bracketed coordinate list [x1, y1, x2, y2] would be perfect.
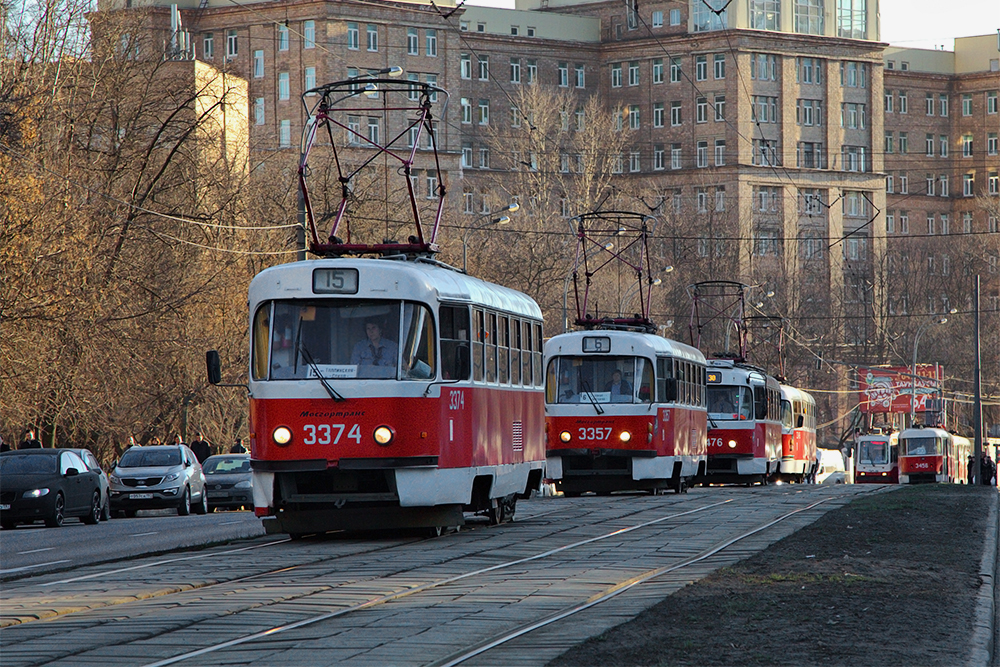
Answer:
[230, 258, 546, 535]
[898, 426, 971, 484]
[777, 384, 817, 483]
[704, 359, 782, 485]
[854, 432, 899, 484]
[544, 331, 708, 495]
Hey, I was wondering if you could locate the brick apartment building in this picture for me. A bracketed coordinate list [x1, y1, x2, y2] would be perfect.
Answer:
[98, 0, 999, 427]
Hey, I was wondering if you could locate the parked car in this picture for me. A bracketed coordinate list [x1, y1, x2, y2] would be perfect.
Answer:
[0, 449, 104, 528]
[109, 445, 208, 517]
[68, 448, 111, 521]
[816, 448, 847, 485]
[202, 454, 253, 511]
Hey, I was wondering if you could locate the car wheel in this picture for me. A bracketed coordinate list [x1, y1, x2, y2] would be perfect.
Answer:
[194, 490, 208, 515]
[101, 498, 111, 521]
[177, 487, 191, 516]
[82, 491, 101, 525]
[45, 493, 65, 528]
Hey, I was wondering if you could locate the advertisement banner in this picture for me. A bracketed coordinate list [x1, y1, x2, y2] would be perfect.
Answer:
[857, 365, 944, 413]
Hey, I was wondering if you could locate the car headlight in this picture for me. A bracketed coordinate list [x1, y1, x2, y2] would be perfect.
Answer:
[109, 474, 121, 485]
[163, 473, 181, 483]
[234, 480, 252, 489]
[559, 431, 572, 443]
[619, 431, 631, 443]
[22, 488, 50, 498]
[273, 427, 293, 446]
[373, 426, 394, 446]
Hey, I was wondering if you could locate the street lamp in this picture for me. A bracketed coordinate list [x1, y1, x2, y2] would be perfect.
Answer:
[462, 202, 518, 273]
[910, 313, 953, 425]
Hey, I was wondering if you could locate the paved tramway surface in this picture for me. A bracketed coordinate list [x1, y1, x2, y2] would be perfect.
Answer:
[0, 485, 883, 667]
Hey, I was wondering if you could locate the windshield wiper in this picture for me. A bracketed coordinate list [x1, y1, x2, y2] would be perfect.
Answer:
[298, 344, 346, 402]
[580, 380, 604, 415]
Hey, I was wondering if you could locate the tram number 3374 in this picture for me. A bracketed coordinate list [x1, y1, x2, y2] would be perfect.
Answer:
[303, 423, 362, 445]
[580, 427, 613, 440]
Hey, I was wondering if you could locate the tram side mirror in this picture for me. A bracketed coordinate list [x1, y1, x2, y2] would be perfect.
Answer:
[455, 344, 471, 380]
[797, 415, 804, 428]
[663, 378, 678, 402]
[206, 350, 222, 385]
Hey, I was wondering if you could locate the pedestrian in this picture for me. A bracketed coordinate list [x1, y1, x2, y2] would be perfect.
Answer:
[987, 453, 997, 486]
[18, 429, 42, 449]
[189, 431, 212, 463]
[173, 434, 184, 445]
[149, 436, 162, 446]
[230, 438, 247, 454]
[968, 455, 976, 485]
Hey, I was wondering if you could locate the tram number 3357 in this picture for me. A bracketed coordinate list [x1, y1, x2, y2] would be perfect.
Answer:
[303, 423, 362, 445]
[580, 427, 613, 440]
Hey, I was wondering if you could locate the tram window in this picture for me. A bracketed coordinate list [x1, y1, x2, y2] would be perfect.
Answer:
[780, 400, 793, 429]
[637, 358, 653, 403]
[400, 303, 436, 380]
[521, 321, 532, 385]
[533, 322, 543, 387]
[510, 319, 521, 385]
[753, 386, 767, 420]
[252, 304, 271, 381]
[498, 315, 509, 384]
[656, 357, 676, 402]
[473, 309, 485, 382]
[486, 312, 498, 383]
[545, 358, 560, 403]
[440, 305, 471, 381]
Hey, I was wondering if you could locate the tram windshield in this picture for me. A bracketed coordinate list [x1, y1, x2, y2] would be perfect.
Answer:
[902, 436, 940, 457]
[858, 440, 890, 465]
[253, 300, 436, 381]
[546, 356, 652, 404]
[780, 399, 793, 429]
[707, 386, 752, 420]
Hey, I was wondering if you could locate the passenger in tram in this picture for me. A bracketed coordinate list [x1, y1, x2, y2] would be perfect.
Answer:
[605, 370, 633, 402]
[351, 321, 399, 377]
[710, 393, 735, 414]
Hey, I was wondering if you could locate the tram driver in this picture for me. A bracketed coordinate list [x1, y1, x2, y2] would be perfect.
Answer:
[352, 321, 399, 378]
[606, 370, 633, 403]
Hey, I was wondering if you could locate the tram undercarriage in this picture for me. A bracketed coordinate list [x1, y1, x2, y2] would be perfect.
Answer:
[551, 450, 700, 496]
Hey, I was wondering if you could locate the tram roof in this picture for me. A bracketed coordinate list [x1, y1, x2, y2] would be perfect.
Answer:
[779, 384, 816, 404]
[249, 258, 542, 319]
[543, 330, 706, 363]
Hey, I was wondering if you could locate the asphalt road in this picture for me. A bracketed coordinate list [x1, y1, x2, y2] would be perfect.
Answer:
[0, 510, 265, 579]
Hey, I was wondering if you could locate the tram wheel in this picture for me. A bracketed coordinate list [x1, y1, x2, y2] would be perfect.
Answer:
[427, 526, 445, 538]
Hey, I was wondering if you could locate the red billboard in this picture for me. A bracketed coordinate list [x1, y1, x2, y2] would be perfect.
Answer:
[857, 365, 944, 413]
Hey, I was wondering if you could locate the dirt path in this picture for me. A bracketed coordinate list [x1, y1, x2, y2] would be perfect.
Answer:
[550, 485, 996, 667]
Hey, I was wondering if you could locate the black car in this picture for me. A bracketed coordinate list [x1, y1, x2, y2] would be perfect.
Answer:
[0, 449, 104, 528]
[202, 454, 253, 511]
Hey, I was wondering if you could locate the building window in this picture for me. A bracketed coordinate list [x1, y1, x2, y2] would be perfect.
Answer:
[628, 105, 640, 129]
[794, 0, 824, 34]
[941, 214, 950, 235]
[671, 144, 682, 169]
[939, 135, 948, 158]
[939, 94, 948, 116]
[670, 101, 682, 126]
[629, 151, 641, 172]
[653, 58, 664, 84]
[510, 58, 521, 84]
[611, 63, 622, 87]
[752, 54, 777, 80]
[628, 61, 639, 86]
[426, 29, 437, 56]
[478, 99, 490, 125]
[715, 140, 726, 166]
[754, 96, 778, 123]
[886, 174, 894, 193]
[836, 0, 866, 38]
[696, 97, 708, 123]
[962, 93, 973, 116]
[460, 98, 472, 124]
[695, 55, 707, 81]
[254, 97, 264, 125]
[527, 60, 537, 84]
[963, 134, 973, 157]
[886, 211, 894, 233]
[367, 117, 379, 144]
[303, 20, 315, 49]
[798, 57, 821, 84]
[654, 144, 665, 170]
[279, 119, 291, 147]
[558, 62, 569, 87]
[696, 141, 708, 167]
[754, 139, 779, 166]
[714, 53, 725, 79]
[304, 67, 316, 92]
[347, 23, 359, 50]
[697, 188, 708, 212]
[366, 24, 378, 52]
[226, 29, 238, 58]
[841, 145, 866, 172]
[652, 10, 663, 27]
[963, 211, 973, 233]
[693, 0, 727, 32]
[989, 172, 999, 195]
[750, 0, 781, 30]
[899, 132, 908, 154]
[963, 174, 974, 196]
[884, 132, 894, 154]
[670, 8, 681, 25]
[797, 99, 822, 126]
[575, 64, 585, 88]
[925, 134, 935, 157]
[479, 55, 489, 80]
[797, 142, 824, 168]
[927, 214, 936, 235]
[653, 103, 665, 128]
[405, 28, 418, 55]
[479, 147, 489, 169]
[278, 72, 290, 100]
[464, 191, 474, 213]
[575, 107, 585, 131]
[926, 174, 935, 196]
[203, 33, 214, 59]
[253, 50, 264, 78]
[988, 91, 998, 114]
[899, 91, 908, 113]
[884, 89, 893, 113]
[714, 95, 726, 121]
[899, 212, 909, 233]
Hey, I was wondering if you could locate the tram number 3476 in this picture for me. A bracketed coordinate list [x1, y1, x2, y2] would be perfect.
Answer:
[303, 423, 362, 445]
[579, 427, 613, 441]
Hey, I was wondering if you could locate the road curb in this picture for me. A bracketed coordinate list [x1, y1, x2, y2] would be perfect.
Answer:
[969, 488, 998, 667]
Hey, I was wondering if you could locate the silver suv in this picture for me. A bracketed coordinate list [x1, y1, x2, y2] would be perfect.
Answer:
[109, 445, 208, 517]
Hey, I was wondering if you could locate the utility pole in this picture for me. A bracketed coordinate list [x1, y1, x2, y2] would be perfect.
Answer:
[974, 274, 984, 484]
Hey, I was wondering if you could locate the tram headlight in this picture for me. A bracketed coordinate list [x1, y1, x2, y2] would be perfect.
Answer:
[559, 431, 572, 443]
[728, 440, 737, 448]
[272, 427, 293, 446]
[374, 426, 395, 446]
[619, 431, 632, 443]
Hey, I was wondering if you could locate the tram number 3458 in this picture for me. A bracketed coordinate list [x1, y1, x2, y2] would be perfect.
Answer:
[303, 423, 362, 445]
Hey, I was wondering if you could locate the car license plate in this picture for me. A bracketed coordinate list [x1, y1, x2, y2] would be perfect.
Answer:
[0, 504, 10, 510]
[208, 491, 228, 499]
[129, 493, 153, 500]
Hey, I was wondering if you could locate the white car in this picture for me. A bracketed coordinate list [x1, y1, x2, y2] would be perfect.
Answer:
[816, 448, 847, 485]
[109, 445, 208, 517]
